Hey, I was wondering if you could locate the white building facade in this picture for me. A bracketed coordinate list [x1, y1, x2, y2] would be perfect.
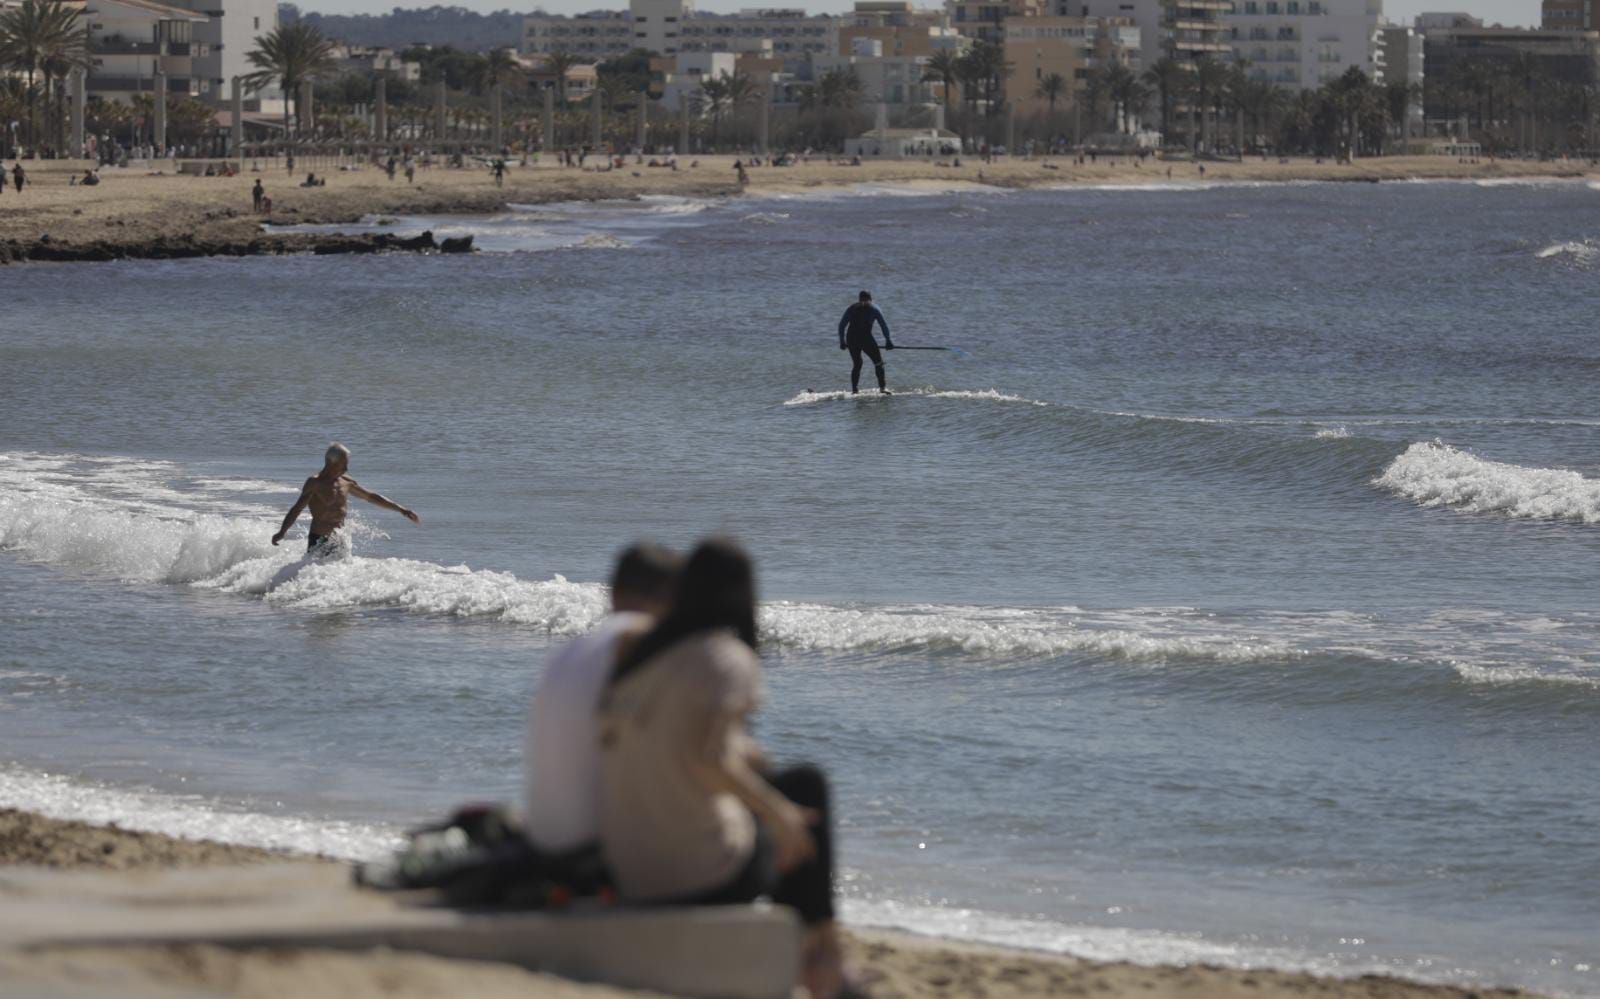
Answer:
[1225, 0, 1382, 89]
[84, 0, 209, 102]
[163, 0, 278, 101]
[812, 37, 940, 106]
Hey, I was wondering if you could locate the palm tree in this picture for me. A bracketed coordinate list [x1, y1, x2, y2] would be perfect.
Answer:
[962, 40, 1009, 118]
[921, 48, 962, 116]
[1384, 79, 1418, 143]
[242, 22, 336, 138]
[1078, 65, 1116, 135]
[1102, 62, 1148, 134]
[697, 73, 732, 148]
[1036, 72, 1067, 116]
[0, 0, 86, 150]
[1142, 57, 1186, 146]
[470, 48, 523, 96]
[1193, 57, 1230, 152]
[544, 50, 583, 107]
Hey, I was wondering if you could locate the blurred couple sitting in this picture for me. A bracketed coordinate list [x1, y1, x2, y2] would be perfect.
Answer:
[523, 538, 852, 998]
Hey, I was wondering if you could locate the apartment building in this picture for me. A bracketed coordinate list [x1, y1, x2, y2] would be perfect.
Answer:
[1541, 0, 1590, 29]
[523, 9, 636, 58]
[1005, 15, 1141, 115]
[677, 8, 838, 70]
[813, 37, 943, 104]
[329, 45, 423, 83]
[83, 0, 209, 102]
[1066, 0, 1163, 70]
[160, 0, 278, 100]
[524, 0, 834, 64]
[841, 1, 959, 57]
[1379, 24, 1423, 129]
[949, 0, 1048, 45]
[1166, 0, 1234, 66]
[1225, 0, 1381, 88]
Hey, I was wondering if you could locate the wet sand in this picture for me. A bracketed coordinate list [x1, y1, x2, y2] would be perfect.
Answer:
[0, 154, 1588, 263]
[0, 809, 1535, 998]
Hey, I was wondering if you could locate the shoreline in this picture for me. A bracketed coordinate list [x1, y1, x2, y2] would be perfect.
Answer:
[0, 808, 1536, 998]
[0, 155, 1592, 266]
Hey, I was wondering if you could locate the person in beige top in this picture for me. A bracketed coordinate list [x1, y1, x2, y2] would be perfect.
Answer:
[598, 538, 854, 999]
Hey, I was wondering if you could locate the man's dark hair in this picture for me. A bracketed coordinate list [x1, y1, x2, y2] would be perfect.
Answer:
[859, 290, 872, 302]
[609, 537, 758, 686]
[611, 542, 681, 605]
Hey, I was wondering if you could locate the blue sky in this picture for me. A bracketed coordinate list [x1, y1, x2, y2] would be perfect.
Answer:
[302, 0, 1543, 29]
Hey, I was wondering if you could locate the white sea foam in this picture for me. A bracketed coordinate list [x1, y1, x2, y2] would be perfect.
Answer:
[1315, 426, 1351, 439]
[783, 387, 1046, 407]
[843, 898, 1351, 978]
[0, 764, 401, 861]
[1375, 441, 1600, 523]
[740, 211, 791, 225]
[1534, 240, 1599, 261]
[9, 452, 1599, 679]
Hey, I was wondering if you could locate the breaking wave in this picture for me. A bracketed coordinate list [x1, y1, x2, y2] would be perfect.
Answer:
[1534, 239, 1599, 262]
[1375, 441, 1600, 523]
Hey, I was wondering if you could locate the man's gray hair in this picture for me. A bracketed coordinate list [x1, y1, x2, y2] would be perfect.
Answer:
[325, 442, 350, 465]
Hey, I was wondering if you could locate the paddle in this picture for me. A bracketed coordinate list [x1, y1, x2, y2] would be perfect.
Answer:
[891, 346, 953, 351]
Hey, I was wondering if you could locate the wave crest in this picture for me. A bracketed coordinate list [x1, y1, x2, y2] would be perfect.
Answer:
[1375, 441, 1600, 523]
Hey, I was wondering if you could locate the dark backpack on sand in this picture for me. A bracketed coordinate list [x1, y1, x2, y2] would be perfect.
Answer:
[353, 804, 613, 909]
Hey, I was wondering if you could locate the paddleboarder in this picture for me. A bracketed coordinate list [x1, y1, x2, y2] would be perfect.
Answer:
[838, 291, 895, 395]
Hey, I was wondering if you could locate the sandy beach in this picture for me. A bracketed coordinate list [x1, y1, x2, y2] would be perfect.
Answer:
[0, 154, 1590, 263]
[0, 809, 1535, 998]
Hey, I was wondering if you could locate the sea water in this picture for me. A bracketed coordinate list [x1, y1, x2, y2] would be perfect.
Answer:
[3, 178, 1598, 994]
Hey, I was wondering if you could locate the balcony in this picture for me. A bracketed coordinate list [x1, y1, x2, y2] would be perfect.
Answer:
[93, 39, 161, 55]
[86, 74, 200, 95]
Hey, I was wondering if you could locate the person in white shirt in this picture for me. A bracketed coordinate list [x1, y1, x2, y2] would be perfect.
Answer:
[523, 543, 680, 856]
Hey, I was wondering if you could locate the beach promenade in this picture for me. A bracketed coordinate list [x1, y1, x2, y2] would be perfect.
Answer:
[0, 155, 1589, 264]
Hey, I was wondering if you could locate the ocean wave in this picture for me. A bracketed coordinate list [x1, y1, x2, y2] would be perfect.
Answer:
[7, 453, 1599, 685]
[764, 602, 1296, 662]
[1375, 441, 1600, 523]
[0, 764, 400, 861]
[741, 211, 791, 225]
[1534, 239, 1599, 262]
[783, 387, 1046, 407]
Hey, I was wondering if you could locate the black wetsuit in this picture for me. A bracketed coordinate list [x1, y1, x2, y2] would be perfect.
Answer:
[838, 303, 893, 393]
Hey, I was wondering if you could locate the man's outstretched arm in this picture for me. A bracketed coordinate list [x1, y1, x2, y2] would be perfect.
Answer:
[838, 309, 852, 349]
[875, 307, 894, 349]
[271, 481, 312, 546]
[347, 479, 421, 524]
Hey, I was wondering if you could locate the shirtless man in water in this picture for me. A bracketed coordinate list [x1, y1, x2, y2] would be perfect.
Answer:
[271, 443, 420, 554]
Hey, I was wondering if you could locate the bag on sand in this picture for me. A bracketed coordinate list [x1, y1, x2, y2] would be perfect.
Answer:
[353, 804, 612, 909]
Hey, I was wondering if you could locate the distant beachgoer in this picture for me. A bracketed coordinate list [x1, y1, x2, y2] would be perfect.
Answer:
[735, 159, 749, 185]
[12, 163, 25, 192]
[252, 178, 264, 212]
[270, 443, 420, 556]
[386, 156, 397, 181]
[599, 538, 853, 999]
[81, 169, 99, 186]
[286, 152, 296, 174]
[493, 158, 506, 187]
[525, 542, 681, 857]
[837, 290, 894, 395]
